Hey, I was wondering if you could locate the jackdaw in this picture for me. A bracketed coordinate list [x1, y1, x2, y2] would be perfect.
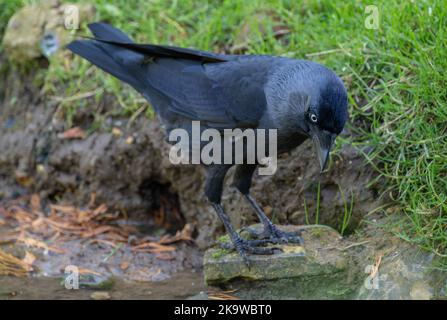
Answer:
[67, 23, 348, 265]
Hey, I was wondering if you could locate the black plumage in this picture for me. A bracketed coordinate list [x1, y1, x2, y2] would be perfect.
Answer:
[67, 23, 348, 265]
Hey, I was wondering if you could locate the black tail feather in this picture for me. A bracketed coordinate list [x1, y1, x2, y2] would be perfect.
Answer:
[66, 23, 228, 94]
[87, 22, 134, 43]
[90, 38, 228, 63]
[66, 39, 145, 91]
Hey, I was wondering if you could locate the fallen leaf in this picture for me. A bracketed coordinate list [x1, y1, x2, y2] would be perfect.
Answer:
[18, 236, 65, 254]
[21, 251, 36, 272]
[15, 170, 34, 187]
[131, 242, 176, 253]
[156, 253, 175, 261]
[0, 248, 28, 277]
[112, 127, 122, 137]
[125, 136, 134, 144]
[90, 204, 108, 219]
[208, 289, 239, 300]
[82, 225, 121, 238]
[50, 204, 78, 215]
[88, 193, 97, 208]
[370, 254, 382, 279]
[30, 194, 41, 212]
[120, 261, 130, 270]
[77, 267, 102, 276]
[159, 223, 194, 244]
[59, 127, 86, 140]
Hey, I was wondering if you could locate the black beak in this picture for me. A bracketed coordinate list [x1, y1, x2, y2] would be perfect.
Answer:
[310, 127, 336, 172]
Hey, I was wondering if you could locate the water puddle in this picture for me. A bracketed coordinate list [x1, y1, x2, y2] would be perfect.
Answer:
[0, 270, 205, 300]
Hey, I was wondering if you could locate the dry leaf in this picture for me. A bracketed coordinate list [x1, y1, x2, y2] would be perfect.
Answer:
[125, 136, 134, 144]
[120, 261, 130, 270]
[59, 127, 86, 140]
[15, 170, 34, 187]
[77, 267, 102, 276]
[159, 223, 194, 244]
[88, 193, 97, 208]
[112, 127, 122, 137]
[30, 194, 41, 212]
[208, 289, 239, 300]
[132, 242, 176, 253]
[156, 253, 175, 261]
[22, 251, 36, 272]
[0, 248, 28, 277]
[50, 204, 78, 215]
[19, 236, 65, 254]
[370, 254, 382, 278]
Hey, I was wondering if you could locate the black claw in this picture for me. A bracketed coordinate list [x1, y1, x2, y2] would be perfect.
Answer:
[271, 227, 304, 245]
[235, 243, 251, 267]
[244, 225, 304, 245]
[220, 238, 271, 249]
[220, 237, 283, 266]
[271, 230, 303, 245]
[244, 245, 282, 255]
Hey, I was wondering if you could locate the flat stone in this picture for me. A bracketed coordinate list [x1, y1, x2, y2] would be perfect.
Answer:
[2, 1, 95, 64]
[90, 291, 111, 300]
[204, 225, 359, 299]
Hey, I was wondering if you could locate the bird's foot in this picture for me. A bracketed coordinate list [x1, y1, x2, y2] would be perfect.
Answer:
[220, 238, 282, 267]
[244, 224, 303, 245]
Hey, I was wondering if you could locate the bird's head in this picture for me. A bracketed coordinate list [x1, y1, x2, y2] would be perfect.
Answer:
[288, 73, 348, 172]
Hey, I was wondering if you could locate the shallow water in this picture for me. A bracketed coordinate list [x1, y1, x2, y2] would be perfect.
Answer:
[0, 271, 205, 300]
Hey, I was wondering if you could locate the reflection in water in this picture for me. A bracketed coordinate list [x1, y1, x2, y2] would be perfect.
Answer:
[0, 271, 205, 300]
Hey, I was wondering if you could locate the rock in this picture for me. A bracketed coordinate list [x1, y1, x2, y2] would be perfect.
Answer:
[79, 275, 115, 290]
[187, 291, 209, 300]
[410, 281, 433, 300]
[90, 291, 111, 300]
[2, 1, 95, 64]
[354, 223, 441, 300]
[204, 225, 361, 299]
[204, 220, 446, 300]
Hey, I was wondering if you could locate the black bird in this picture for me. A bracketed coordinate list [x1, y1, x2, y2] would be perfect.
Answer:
[67, 23, 348, 264]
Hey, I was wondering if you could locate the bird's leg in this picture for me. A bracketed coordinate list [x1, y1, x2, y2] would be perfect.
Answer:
[211, 203, 280, 266]
[243, 194, 303, 245]
[205, 164, 280, 266]
[232, 164, 302, 245]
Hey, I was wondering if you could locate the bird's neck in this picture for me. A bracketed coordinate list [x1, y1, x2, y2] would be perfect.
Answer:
[258, 113, 308, 154]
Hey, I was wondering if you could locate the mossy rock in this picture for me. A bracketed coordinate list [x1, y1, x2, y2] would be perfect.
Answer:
[2, 0, 95, 64]
[204, 224, 362, 299]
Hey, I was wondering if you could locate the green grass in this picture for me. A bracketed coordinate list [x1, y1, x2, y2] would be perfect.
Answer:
[1, 0, 446, 265]
[0, 1, 24, 41]
[338, 184, 354, 236]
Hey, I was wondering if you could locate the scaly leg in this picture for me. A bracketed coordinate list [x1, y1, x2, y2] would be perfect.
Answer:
[212, 203, 281, 266]
[205, 164, 280, 266]
[243, 194, 303, 244]
[232, 164, 302, 244]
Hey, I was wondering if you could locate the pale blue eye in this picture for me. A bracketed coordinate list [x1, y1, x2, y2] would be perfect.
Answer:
[310, 113, 318, 123]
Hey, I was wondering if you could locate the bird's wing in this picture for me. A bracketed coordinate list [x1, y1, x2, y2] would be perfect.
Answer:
[84, 30, 273, 128]
[142, 56, 274, 128]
